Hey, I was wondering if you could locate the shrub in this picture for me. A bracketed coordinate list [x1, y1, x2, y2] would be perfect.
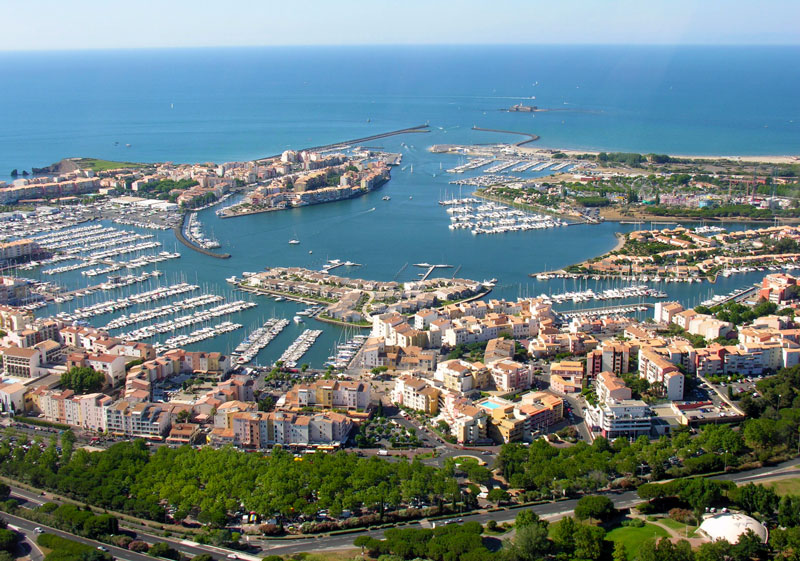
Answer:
[128, 541, 150, 553]
[111, 535, 133, 548]
[258, 524, 282, 536]
[669, 508, 695, 524]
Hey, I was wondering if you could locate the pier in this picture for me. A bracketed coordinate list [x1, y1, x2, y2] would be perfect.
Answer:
[257, 124, 431, 162]
[471, 126, 540, 147]
[414, 263, 453, 281]
[321, 260, 362, 273]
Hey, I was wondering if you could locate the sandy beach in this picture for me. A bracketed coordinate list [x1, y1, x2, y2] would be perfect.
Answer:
[518, 146, 800, 165]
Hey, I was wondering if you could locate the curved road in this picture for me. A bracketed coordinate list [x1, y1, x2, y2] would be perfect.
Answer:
[6, 456, 800, 558]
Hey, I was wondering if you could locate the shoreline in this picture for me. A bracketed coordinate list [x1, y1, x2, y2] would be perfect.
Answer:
[599, 207, 800, 224]
[515, 145, 800, 165]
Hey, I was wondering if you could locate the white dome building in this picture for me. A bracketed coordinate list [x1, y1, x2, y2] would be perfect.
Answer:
[698, 513, 768, 544]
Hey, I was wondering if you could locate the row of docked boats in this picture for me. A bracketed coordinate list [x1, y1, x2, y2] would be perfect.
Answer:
[160, 321, 242, 350]
[446, 201, 567, 234]
[102, 294, 223, 330]
[117, 300, 257, 340]
[277, 329, 323, 368]
[185, 212, 221, 249]
[541, 284, 668, 305]
[232, 318, 290, 364]
[54, 282, 200, 321]
[324, 334, 369, 370]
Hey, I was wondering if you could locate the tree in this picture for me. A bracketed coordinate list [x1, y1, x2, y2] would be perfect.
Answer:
[514, 509, 543, 530]
[613, 541, 628, 561]
[148, 542, 180, 560]
[0, 529, 17, 553]
[550, 516, 578, 555]
[61, 367, 106, 394]
[487, 488, 510, 503]
[176, 410, 191, 423]
[733, 484, 778, 518]
[744, 418, 777, 450]
[638, 538, 694, 561]
[573, 524, 606, 561]
[574, 495, 615, 521]
[504, 523, 550, 561]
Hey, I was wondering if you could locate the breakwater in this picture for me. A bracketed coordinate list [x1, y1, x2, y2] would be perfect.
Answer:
[471, 126, 540, 147]
[257, 124, 430, 161]
[173, 214, 231, 259]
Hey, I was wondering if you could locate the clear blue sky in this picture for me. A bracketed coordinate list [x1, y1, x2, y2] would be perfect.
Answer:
[1, 0, 798, 51]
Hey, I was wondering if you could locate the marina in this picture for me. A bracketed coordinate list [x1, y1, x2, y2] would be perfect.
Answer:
[540, 284, 668, 305]
[185, 212, 222, 249]
[445, 200, 568, 234]
[276, 329, 324, 368]
[232, 318, 290, 364]
[116, 300, 258, 341]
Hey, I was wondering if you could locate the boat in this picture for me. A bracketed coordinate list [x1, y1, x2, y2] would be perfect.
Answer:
[225, 276, 239, 284]
[288, 239, 300, 245]
[293, 315, 304, 324]
[382, 196, 391, 201]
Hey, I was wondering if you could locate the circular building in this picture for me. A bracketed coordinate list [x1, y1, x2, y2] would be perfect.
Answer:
[698, 513, 768, 544]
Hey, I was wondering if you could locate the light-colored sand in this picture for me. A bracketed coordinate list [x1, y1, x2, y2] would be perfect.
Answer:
[518, 145, 800, 165]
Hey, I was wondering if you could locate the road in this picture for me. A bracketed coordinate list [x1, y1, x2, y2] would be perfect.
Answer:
[5, 457, 800, 558]
[2, 511, 153, 561]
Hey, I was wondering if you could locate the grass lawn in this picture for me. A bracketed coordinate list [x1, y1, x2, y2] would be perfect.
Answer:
[606, 523, 670, 556]
[76, 158, 142, 171]
[767, 477, 800, 496]
[658, 517, 698, 536]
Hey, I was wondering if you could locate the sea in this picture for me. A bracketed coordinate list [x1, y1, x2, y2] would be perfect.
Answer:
[1, 45, 799, 367]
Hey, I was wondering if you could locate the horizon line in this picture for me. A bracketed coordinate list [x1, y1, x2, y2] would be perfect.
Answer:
[1, 42, 799, 54]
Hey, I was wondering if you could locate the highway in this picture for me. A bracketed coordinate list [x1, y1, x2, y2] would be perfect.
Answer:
[4, 457, 800, 558]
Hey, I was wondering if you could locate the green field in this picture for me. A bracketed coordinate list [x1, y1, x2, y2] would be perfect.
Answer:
[767, 476, 800, 496]
[76, 158, 143, 172]
[606, 523, 670, 556]
[658, 517, 698, 536]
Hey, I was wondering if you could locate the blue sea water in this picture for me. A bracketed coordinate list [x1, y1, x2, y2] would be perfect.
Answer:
[3, 45, 800, 367]
[0, 45, 799, 176]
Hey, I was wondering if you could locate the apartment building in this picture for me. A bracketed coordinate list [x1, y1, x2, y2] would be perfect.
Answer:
[587, 399, 652, 439]
[391, 374, 440, 415]
[489, 359, 532, 392]
[106, 401, 171, 439]
[638, 347, 685, 401]
[284, 379, 371, 411]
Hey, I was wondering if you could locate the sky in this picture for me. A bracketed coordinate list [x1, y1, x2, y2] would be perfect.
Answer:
[0, 0, 798, 51]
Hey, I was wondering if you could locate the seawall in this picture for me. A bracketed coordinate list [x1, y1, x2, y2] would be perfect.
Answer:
[173, 213, 231, 259]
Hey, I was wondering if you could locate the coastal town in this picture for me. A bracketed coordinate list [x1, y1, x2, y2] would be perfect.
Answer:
[0, 124, 798, 561]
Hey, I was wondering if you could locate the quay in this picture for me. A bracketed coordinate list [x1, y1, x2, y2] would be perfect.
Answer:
[710, 285, 759, 307]
[257, 124, 430, 162]
[173, 214, 231, 259]
[414, 263, 453, 281]
[471, 126, 540, 147]
[321, 260, 362, 273]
